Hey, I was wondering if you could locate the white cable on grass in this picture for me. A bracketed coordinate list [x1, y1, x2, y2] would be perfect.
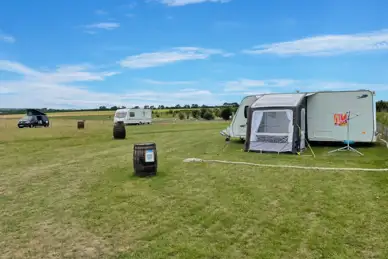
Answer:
[183, 158, 388, 172]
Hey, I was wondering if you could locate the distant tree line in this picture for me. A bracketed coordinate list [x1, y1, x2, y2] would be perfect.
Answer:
[0, 102, 239, 115]
[151, 106, 237, 121]
[4, 100, 387, 116]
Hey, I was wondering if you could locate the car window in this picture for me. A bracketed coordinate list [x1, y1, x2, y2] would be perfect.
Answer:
[22, 115, 33, 120]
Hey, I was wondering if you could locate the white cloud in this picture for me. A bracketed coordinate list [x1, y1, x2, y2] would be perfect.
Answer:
[84, 22, 120, 30]
[243, 29, 388, 56]
[139, 79, 196, 85]
[0, 60, 223, 108]
[0, 33, 15, 43]
[224, 79, 297, 92]
[223, 78, 388, 94]
[156, 0, 231, 6]
[119, 47, 231, 68]
[0, 61, 119, 84]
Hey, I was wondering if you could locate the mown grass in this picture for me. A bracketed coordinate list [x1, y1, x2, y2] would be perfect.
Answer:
[0, 108, 204, 119]
[1, 118, 388, 258]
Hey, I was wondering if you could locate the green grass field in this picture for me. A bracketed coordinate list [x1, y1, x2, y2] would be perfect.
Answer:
[1, 118, 388, 258]
[0, 108, 204, 120]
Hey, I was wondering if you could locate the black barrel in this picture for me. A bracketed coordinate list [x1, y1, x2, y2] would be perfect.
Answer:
[133, 143, 157, 177]
[77, 120, 85, 129]
[113, 121, 126, 139]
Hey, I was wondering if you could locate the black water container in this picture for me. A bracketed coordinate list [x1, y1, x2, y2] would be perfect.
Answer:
[77, 120, 85, 129]
[133, 142, 157, 177]
[113, 121, 126, 139]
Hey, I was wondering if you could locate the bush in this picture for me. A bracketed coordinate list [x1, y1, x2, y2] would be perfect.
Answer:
[191, 110, 200, 119]
[213, 108, 221, 118]
[220, 107, 233, 120]
[178, 112, 185, 120]
[200, 108, 207, 118]
[185, 111, 190, 119]
[203, 111, 215, 120]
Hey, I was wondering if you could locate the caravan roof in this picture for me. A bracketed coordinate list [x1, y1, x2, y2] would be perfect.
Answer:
[251, 93, 306, 108]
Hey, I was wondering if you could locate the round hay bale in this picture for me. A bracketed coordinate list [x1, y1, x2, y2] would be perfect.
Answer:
[133, 142, 157, 177]
[77, 120, 85, 129]
[113, 121, 126, 139]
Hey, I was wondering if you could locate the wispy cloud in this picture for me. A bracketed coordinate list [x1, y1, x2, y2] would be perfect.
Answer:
[95, 9, 108, 15]
[243, 29, 388, 56]
[0, 61, 119, 84]
[0, 60, 223, 108]
[82, 22, 120, 34]
[223, 78, 388, 94]
[84, 22, 120, 30]
[156, 0, 231, 6]
[140, 79, 196, 85]
[224, 79, 297, 92]
[0, 33, 15, 43]
[119, 47, 231, 69]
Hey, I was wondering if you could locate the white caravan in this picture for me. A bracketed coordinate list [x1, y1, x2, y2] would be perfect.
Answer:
[306, 90, 377, 143]
[220, 95, 263, 140]
[222, 89, 377, 143]
[114, 108, 152, 125]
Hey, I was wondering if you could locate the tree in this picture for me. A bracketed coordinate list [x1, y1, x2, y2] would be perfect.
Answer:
[99, 106, 107, 110]
[376, 100, 388, 112]
[220, 107, 233, 120]
[191, 104, 199, 108]
[183, 104, 190, 108]
[110, 106, 118, 110]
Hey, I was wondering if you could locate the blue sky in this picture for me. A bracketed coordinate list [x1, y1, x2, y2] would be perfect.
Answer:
[1, 0, 388, 108]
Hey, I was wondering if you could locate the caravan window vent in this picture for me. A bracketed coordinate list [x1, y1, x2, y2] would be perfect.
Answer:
[129, 112, 135, 117]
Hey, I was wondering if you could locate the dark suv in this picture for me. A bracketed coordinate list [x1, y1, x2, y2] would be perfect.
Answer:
[17, 109, 50, 128]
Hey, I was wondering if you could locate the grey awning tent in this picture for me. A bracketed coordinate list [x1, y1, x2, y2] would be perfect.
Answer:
[244, 93, 307, 154]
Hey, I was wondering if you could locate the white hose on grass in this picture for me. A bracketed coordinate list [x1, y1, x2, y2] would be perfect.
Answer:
[183, 158, 388, 172]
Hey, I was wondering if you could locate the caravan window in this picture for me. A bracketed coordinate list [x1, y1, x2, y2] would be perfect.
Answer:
[129, 112, 135, 117]
[257, 111, 290, 134]
[244, 106, 249, 118]
[115, 111, 127, 118]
